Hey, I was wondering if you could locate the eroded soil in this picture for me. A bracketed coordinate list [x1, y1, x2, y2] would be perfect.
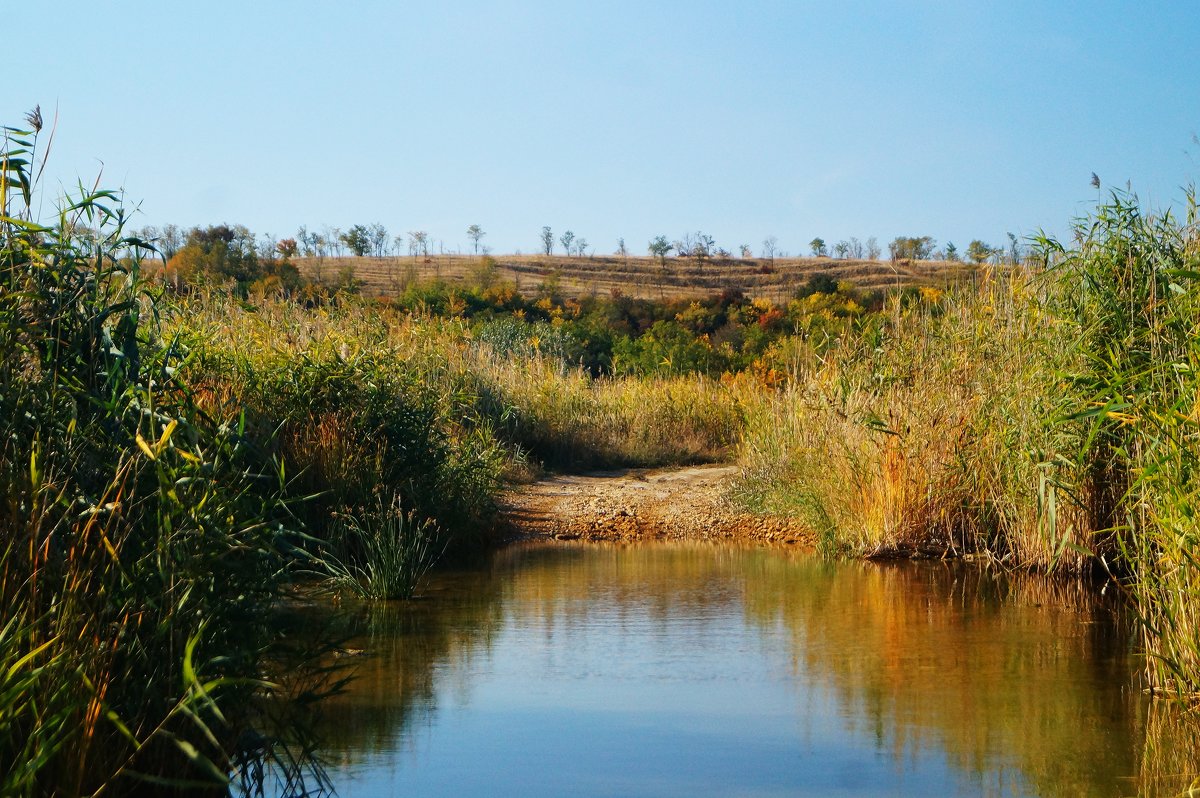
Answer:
[497, 464, 813, 547]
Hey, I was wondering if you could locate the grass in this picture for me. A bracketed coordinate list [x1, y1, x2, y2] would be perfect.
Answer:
[7, 108, 1200, 797]
[1, 120, 326, 794]
[169, 288, 744, 486]
[733, 271, 1084, 565]
[291, 252, 976, 305]
[733, 189, 1200, 703]
[326, 497, 440, 601]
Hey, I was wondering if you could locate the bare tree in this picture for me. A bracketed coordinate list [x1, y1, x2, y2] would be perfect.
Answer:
[674, 232, 694, 258]
[761, 235, 778, 263]
[159, 223, 185, 261]
[675, 232, 714, 261]
[257, 232, 279, 262]
[575, 236, 588, 257]
[296, 226, 315, 257]
[540, 226, 553, 255]
[847, 237, 864, 259]
[559, 230, 575, 257]
[322, 226, 343, 257]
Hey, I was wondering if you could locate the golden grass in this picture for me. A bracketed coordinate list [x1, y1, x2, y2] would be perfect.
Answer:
[170, 290, 744, 478]
[734, 270, 1094, 569]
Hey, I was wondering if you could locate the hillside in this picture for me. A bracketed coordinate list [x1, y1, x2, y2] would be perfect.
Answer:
[295, 253, 978, 301]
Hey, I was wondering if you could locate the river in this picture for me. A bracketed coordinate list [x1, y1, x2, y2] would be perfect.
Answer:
[305, 542, 1198, 796]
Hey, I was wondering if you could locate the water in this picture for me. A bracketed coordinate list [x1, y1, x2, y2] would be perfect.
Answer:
[313, 543, 1199, 796]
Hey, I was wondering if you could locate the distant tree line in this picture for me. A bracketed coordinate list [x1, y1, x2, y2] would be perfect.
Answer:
[133, 219, 1033, 283]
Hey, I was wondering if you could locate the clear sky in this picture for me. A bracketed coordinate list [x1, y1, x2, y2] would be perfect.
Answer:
[8, 0, 1199, 256]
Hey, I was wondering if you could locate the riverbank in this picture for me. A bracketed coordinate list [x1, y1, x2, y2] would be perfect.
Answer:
[497, 464, 813, 546]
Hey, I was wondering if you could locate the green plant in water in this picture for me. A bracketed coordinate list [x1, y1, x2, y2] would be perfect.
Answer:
[328, 495, 441, 600]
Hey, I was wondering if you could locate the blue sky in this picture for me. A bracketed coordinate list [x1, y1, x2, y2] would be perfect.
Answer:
[9, 1, 1199, 256]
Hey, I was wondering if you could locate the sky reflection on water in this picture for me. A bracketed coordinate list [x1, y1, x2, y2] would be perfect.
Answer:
[315, 543, 1195, 797]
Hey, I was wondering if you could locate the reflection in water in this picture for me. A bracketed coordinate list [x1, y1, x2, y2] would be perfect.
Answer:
[315, 544, 1200, 797]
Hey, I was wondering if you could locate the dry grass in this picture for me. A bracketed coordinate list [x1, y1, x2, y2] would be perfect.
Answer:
[734, 269, 1093, 569]
[172, 291, 744, 482]
[294, 253, 976, 303]
[475, 347, 745, 470]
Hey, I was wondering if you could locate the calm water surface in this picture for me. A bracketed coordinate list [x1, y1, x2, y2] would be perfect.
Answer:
[314, 543, 1199, 796]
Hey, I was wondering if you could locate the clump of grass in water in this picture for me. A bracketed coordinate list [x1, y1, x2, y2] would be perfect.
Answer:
[328, 496, 441, 600]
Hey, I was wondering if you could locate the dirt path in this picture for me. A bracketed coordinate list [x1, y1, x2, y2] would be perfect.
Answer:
[497, 464, 813, 547]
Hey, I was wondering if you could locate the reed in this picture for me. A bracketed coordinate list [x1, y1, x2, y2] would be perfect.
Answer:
[1, 119, 326, 794]
[734, 189, 1200, 701]
[1043, 190, 1200, 699]
[734, 269, 1086, 566]
[326, 497, 440, 600]
[475, 347, 744, 470]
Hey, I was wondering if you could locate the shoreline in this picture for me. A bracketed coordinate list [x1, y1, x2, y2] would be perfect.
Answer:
[496, 464, 814, 547]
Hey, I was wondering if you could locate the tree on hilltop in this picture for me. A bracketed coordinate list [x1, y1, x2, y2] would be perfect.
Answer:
[967, 239, 995, 264]
[276, 238, 298, 260]
[888, 236, 935, 261]
[648, 235, 673, 264]
[340, 225, 372, 257]
[761, 236, 778, 263]
[407, 230, 429, 257]
[369, 223, 389, 256]
[467, 224, 486, 254]
[560, 230, 576, 257]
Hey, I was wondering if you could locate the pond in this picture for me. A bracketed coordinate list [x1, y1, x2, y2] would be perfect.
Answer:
[310, 543, 1199, 796]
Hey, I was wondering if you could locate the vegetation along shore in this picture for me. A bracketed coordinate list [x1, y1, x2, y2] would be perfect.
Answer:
[4, 115, 1200, 794]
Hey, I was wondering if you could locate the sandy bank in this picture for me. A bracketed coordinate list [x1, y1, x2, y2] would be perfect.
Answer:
[497, 464, 813, 547]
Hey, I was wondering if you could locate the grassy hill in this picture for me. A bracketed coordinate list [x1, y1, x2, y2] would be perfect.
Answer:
[296, 253, 977, 301]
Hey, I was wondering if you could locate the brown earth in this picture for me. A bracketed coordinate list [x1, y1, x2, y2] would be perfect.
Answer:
[496, 464, 814, 547]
